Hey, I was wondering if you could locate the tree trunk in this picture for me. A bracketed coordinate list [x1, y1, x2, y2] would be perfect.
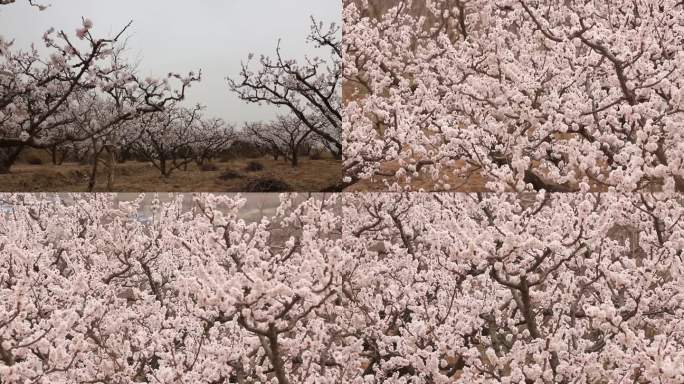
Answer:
[57, 148, 68, 165]
[87, 155, 99, 192]
[267, 329, 290, 384]
[160, 158, 170, 178]
[88, 141, 104, 192]
[105, 146, 115, 192]
[51, 145, 58, 165]
[117, 147, 129, 163]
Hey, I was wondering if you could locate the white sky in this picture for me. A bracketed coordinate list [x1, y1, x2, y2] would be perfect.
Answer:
[0, 0, 340, 127]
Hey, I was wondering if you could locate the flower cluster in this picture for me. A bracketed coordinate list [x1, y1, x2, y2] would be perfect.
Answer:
[1, 192, 682, 383]
[343, 0, 684, 193]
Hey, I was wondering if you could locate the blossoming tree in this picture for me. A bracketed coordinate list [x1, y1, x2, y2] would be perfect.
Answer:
[244, 114, 314, 167]
[0, 15, 200, 174]
[343, 191, 684, 383]
[343, 0, 684, 193]
[0, 193, 353, 384]
[1, 191, 683, 383]
[130, 104, 234, 178]
[229, 18, 343, 160]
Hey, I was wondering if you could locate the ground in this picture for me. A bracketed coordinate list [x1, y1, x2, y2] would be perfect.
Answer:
[0, 157, 342, 192]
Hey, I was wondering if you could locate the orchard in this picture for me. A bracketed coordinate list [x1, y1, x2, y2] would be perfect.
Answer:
[1, 192, 682, 383]
[343, 0, 684, 192]
[0, 1, 341, 191]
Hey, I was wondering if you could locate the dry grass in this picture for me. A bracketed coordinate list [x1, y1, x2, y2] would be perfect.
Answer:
[0, 157, 342, 192]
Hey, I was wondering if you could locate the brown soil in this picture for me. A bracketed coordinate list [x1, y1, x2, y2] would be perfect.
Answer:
[0, 157, 342, 192]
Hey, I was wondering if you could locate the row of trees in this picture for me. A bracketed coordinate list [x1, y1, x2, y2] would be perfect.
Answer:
[34, 100, 237, 188]
[1, 2, 342, 189]
[343, 0, 684, 193]
[1, 192, 682, 383]
[244, 114, 336, 167]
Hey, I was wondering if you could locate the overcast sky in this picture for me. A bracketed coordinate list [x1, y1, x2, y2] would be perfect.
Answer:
[0, 0, 340, 127]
